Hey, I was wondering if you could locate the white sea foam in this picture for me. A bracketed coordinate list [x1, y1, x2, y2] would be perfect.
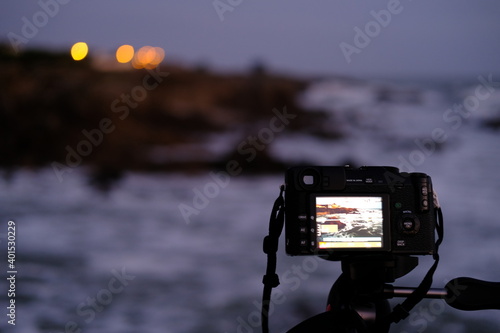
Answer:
[1, 78, 499, 333]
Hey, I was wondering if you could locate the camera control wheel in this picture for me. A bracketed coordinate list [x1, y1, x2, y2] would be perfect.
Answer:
[399, 214, 420, 235]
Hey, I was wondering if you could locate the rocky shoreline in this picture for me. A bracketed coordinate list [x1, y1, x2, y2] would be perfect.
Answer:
[0, 46, 342, 183]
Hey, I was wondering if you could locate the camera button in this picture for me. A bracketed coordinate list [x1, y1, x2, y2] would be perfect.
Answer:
[400, 215, 420, 235]
[421, 186, 428, 196]
[403, 220, 415, 230]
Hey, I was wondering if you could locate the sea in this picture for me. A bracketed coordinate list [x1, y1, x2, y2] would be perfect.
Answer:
[1, 75, 500, 333]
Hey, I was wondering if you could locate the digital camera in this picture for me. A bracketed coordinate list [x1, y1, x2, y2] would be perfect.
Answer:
[284, 166, 436, 259]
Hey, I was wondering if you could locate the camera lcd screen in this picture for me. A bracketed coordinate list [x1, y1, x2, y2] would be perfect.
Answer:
[315, 196, 384, 249]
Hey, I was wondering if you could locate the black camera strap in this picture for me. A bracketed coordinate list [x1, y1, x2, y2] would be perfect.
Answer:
[261, 187, 444, 333]
[261, 185, 285, 333]
[382, 193, 444, 326]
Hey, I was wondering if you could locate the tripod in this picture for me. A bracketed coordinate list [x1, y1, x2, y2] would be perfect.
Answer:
[261, 182, 499, 333]
[286, 254, 500, 332]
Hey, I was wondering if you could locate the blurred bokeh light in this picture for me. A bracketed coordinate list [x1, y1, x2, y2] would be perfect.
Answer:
[132, 45, 165, 69]
[70, 42, 88, 61]
[115, 44, 135, 63]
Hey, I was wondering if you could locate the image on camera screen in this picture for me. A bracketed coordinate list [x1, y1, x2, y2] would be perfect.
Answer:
[315, 196, 384, 249]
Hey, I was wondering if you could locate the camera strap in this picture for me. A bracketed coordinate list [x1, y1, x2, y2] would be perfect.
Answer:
[261, 185, 285, 333]
[382, 192, 444, 325]
[261, 187, 444, 332]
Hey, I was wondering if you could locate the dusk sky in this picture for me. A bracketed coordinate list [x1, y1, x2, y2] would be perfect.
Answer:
[2, 1, 500, 79]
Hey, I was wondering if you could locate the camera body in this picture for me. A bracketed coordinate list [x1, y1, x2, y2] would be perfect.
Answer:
[285, 166, 436, 259]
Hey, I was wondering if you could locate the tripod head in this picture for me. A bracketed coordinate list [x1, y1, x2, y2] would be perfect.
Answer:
[285, 255, 500, 333]
[287, 254, 419, 333]
[261, 172, 499, 333]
